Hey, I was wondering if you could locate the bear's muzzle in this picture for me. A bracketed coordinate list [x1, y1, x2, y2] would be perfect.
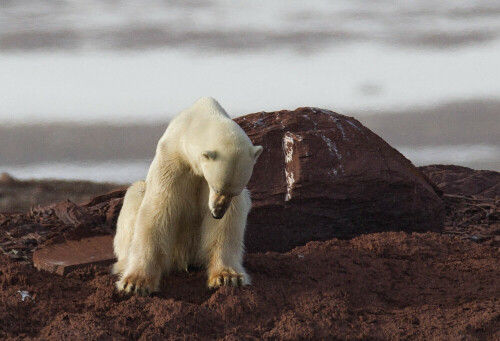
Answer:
[210, 194, 232, 219]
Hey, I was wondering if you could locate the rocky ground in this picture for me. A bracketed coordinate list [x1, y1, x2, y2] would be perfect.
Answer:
[0, 108, 499, 340]
[0, 165, 498, 340]
[0, 230, 498, 340]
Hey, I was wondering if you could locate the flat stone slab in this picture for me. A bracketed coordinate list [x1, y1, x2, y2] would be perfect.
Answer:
[33, 235, 115, 275]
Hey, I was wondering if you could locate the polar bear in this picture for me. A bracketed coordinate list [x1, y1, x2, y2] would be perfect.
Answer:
[112, 97, 262, 295]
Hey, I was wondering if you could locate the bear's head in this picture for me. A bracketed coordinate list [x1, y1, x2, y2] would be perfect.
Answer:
[200, 145, 263, 219]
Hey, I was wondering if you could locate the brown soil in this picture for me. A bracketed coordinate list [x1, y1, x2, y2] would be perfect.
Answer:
[0, 165, 499, 340]
[1, 232, 499, 340]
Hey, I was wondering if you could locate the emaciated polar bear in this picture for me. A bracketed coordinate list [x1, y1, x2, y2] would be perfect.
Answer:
[113, 97, 262, 295]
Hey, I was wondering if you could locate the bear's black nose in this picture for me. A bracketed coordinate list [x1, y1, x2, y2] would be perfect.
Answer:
[212, 212, 224, 219]
[211, 206, 227, 219]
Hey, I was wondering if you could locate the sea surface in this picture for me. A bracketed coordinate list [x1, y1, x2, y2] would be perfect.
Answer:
[3, 143, 500, 184]
[1, 0, 499, 181]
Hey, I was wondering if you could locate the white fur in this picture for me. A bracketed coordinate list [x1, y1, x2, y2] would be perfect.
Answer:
[112, 97, 262, 294]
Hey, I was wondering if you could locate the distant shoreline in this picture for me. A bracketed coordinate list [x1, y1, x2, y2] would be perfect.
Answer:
[1, 99, 498, 174]
[0, 172, 123, 213]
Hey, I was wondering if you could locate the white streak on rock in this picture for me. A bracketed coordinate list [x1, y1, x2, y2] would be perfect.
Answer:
[319, 108, 334, 115]
[320, 134, 344, 176]
[253, 117, 265, 127]
[283, 133, 294, 163]
[309, 107, 336, 116]
[283, 132, 295, 201]
[282, 132, 303, 201]
[309, 107, 349, 138]
[303, 113, 318, 127]
[346, 119, 361, 131]
[285, 168, 294, 201]
[326, 115, 347, 139]
[335, 121, 346, 139]
[320, 135, 341, 160]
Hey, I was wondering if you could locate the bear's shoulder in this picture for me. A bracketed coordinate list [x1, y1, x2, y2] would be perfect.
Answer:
[189, 97, 229, 119]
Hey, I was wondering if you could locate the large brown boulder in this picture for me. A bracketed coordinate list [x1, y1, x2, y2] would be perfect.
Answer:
[235, 107, 444, 252]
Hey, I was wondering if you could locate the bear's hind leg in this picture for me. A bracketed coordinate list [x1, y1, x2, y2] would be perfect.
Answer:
[111, 259, 127, 275]
[116, 219, 166, 295]
[115, 191, 173, 295]
[112, 181, 146, 275]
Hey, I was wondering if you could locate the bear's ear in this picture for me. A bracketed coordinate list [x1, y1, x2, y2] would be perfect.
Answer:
[202, 151, 217, 161]
[251, 146, 263, 160]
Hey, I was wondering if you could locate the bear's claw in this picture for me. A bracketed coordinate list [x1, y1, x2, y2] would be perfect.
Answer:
[208, 268, 246, 289]
[116, 273, 158, 296]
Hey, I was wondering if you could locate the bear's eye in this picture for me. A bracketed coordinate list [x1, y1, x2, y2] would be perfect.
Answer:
[202, 151, 217, 160]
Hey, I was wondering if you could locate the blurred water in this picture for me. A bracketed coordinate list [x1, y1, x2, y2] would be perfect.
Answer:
[1, 160, 150, 183]
[2, 0, 500, 52]
[1, 0, 500, 123]
[398, 145, 500, 170]
[1, 43, 499, 124]
[0, 0, 499, 179]
[3, 144, 499, 183]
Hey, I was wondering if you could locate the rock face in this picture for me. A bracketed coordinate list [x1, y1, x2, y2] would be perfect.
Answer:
[235, 107, 444, 253]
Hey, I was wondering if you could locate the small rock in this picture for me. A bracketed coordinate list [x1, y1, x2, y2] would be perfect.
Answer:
[17, 290, 31, 302]
[33, 235, 115, 275]
[0, 172, 16, 185]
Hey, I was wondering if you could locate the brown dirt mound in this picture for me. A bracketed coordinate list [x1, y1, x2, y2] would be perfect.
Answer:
[421, 165, 500, 247]
[1, 232, 499, 340]
[420, 164, 500, 199]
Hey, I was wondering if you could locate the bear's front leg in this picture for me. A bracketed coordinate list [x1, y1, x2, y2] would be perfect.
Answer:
[200, 191, 251, 289]
[116, 202, 168, 296]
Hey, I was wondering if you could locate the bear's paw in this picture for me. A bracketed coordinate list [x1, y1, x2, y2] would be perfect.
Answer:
[116, 272, 160, 296]
[207, 267, 248, 289]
